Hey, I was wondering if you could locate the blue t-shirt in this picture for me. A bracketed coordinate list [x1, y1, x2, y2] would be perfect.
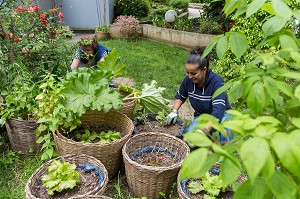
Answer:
[175, 69, 231, 121]
[75, 43, 111, 65]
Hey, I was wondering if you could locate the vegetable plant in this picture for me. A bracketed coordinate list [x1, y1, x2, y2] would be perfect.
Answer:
[188, 172, 225, 199]
[42, 160, 80, 196]
[181, 0, 300, 199]
[75, 130, 121, 143]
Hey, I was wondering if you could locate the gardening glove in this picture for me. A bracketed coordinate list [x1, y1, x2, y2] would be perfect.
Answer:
[166, 109, 178, 125]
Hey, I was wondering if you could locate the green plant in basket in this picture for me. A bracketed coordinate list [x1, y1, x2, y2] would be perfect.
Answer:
[42, 159, 80, 196]
[76, 129, 99, 143]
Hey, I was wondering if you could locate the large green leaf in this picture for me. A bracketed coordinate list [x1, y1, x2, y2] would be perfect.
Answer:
[246, 0, 266, 17]
[262, 3, 276, 15]
[242, 76, 260, 97]
[246, 81, 268, 114]
[239, 137, 269, 182]
[124, 80, 169, 114]
[254, 125, 277, 139]
[268, 171, 298, 199]
[224, 0, 238, 16]
[212, 144, 241, 169]
[91, 87, 123, 112]
[263, 76, 279, 101]
[216, 35, 228, 59]
[275, 80, 293, 97]
[228, 32, 248, 59]
[220, 158, 240, 187]
[228, 80, 243, 104]
[184, 132, 213, 147]
[271, 0, 292, 20]
[260, 152, 275, 179]
[202, 35, 222, 59]
[212, 81, 234, 100]
[233, 177, 266, 199]
[262, 16, 287, 37]
[180, 148, 208, 180]
[271, 133, 300, 178]
[289, 130, 300, 147]
[279, 34, 298, 50]
[97, 49, 127, 77]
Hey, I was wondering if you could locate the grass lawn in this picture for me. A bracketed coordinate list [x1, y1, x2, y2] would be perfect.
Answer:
[0, 38, 190, 199]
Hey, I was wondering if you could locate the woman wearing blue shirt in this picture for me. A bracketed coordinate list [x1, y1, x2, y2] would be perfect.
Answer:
[166, 46, 233, 143]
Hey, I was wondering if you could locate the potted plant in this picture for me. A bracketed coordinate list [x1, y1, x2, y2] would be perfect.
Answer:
[25, 154, 108, 198]
[95, 25, 110, 40]
[109, 15, 142, 39]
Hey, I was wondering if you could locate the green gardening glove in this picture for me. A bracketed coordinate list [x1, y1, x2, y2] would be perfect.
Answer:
[166, 109, 178, 125]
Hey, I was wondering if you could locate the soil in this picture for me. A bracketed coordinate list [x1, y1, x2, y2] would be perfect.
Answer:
[31, 167, 99, 198]
[135, 120, 183, 137]
[134, 151, 178, 167]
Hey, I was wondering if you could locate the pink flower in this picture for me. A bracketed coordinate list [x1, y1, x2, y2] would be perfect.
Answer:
[39, 40, 43, 43]
[58, 12, 64, 19]
[40, 13, 46, 19]
[28, 7, 35, 12]
[31, 6, 39, 11]
[7, 33, 13, 39]
[23, 33, 27, 36]
[22, 47, 28, 53]
[29, 33, 35, 38]
[14, 37, 21, 42]
[42, 20, 48, 25]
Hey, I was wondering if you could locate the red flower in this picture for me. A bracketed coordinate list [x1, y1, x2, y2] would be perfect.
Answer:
[17, 6, 25, 12]
[50, 8, 58, 13]
[231, 21, 236, 26]
[7, 33, 13, 39]
[31, 6, 39, 11]
[58, 12, 64, 19]
[42, 20, 48, 25]
[40, 13, 46, 19]
[13, 37, 21, 42]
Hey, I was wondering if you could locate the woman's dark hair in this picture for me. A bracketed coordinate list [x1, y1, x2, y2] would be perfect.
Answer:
[186, 46, 210, 70]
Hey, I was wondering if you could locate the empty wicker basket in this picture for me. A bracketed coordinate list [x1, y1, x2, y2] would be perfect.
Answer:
[122, 132, 190, 199]
[25, 154, 108, 199]
[53, 109, 134, 178]
[5, 118, 40, 154]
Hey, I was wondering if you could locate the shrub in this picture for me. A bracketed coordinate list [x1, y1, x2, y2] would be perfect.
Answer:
[149, 6, 176, 21]
[198, 18, 223, 34]
[114, 0, 151, 18]
[168, 0, 189, 10]
[113, 15, 140, 38]
[95, 25, 109, 32]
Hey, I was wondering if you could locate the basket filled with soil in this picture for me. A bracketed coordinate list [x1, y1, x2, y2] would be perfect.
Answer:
[25, 154, 108, 199]
[177, 163, 248, 199]
[133, 113, 186, 139]
[122, 132, 190, 199]
[53, 109, 134, 178]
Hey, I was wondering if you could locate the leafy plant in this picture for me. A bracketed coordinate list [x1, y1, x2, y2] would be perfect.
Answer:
[155, 111, 167, 123]
[114, 0, 151, 18]
[113, 15, 141, 38]
[42, 160, 80, 196]
[188, 172, 225, 199]
[181, 0, 300, 198]
[95, 25, 109, 33]
[75, 129, 121, 143]
[75, 129, 98, 143]
[118, 84, 135, 94]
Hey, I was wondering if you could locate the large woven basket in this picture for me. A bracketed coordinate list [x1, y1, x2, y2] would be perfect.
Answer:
[25, 154, 108, 199]
[73, 195, 113, 199]
[120, 92, 136, 119]
[122, 132, 190, 199]
[53, 109, 134, 178]
[5, 118, 40, 154]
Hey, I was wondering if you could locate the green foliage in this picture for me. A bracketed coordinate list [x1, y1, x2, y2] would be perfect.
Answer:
[168, 0, 189, 10]
[155, 110, 167, 123]
[95, 25, 109, 33]
[198, 17, 223, 34]
[149, 6, 176, 21]
[75, 129, 121, 143]
[114, 0, 151, 18]
[0, 72, 39, 125]
[42, 160, 80, 196]
[118, 84, 135, 94]
[188, 172, 225, 198]
[124, 80, 170, 114]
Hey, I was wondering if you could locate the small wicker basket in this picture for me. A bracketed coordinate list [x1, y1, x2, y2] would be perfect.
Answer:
[122, 132, 190, 199]
[25, 154, 108, 199]
[5, 118, 40, 154]
[53, 110, 134, 178]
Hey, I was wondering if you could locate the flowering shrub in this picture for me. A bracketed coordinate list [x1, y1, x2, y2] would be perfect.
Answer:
[113, 15, 140, 38]
[0, 0, 75, 89]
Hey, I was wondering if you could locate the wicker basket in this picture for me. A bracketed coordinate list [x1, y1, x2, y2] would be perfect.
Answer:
[5, 118, 40, 154]
[25, 154, 108, 199]
[73, 195, 112, 199]
[122, 132, 190, 199]
[53, 110, 134, 178]
[120, 92, 136, 119]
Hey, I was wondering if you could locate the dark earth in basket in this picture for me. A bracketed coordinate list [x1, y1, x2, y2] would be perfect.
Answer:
[31, 166, 100, 198]
[131, 146, 179, 167]
[133, 114, 185, 138]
